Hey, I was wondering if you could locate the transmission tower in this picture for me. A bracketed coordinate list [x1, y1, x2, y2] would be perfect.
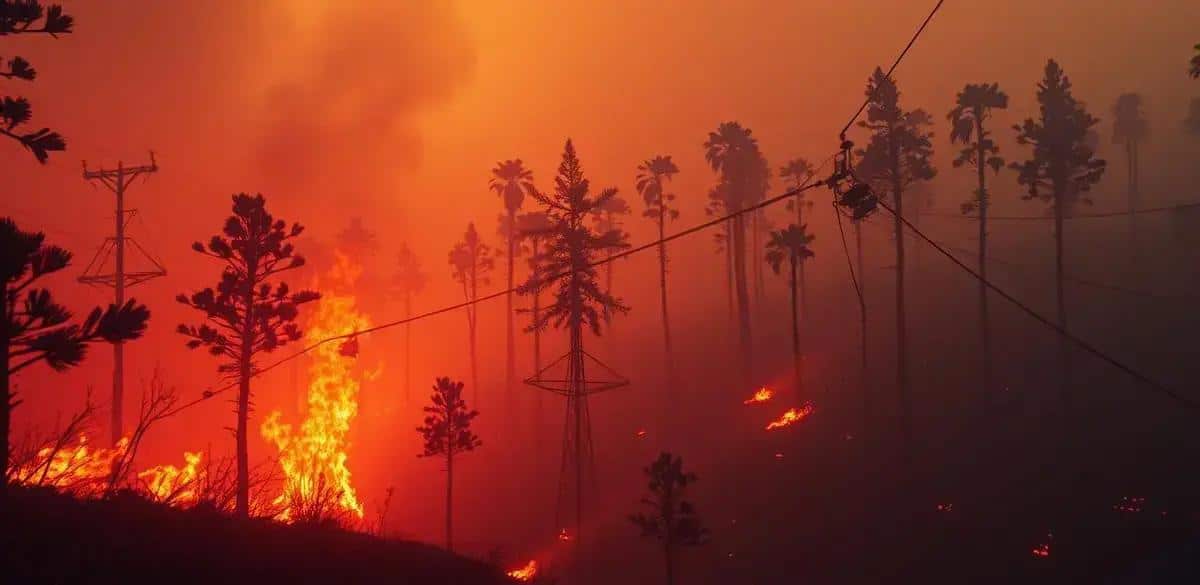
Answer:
[79, 154, 165, 447]
[525, 318, 627, 550]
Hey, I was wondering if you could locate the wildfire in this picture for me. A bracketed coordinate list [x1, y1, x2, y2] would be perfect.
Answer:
[506, 560, 539, 582]
[137, 451, 204, 505]
[261, 252, 370, 522]
[10, 434, 128, 497]
[764, 403, 814, 431]
[742, 387, 774, 405]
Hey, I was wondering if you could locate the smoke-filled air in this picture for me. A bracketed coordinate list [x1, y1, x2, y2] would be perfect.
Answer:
[4, 1, 1200, 583]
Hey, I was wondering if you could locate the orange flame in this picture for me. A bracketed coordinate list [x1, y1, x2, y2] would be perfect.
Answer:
[137, 451, 204, 505]
[262, 252, 370, 522]
[506, 560, 538, 582]
[557, 528, 573, 542]
[764, 403, 814, 431]
[10, 434, 128, 497]
[742, 387, 774, 405]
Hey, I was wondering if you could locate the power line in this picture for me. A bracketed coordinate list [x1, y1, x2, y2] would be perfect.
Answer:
[924, 201, 1200, 222]
[875, 199, 1200, 411]
[838, 0, 946, 138]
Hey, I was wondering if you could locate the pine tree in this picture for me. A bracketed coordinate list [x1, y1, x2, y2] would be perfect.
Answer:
[416, 377, 481, 552]
[630, 452, 708, 585]
[0, 0, 72, 162]
[448, 222, 494, 402]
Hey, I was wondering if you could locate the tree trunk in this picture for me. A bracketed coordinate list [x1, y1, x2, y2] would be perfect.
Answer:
[725, 220, 734, 324]
[664, 542, 675, 585]
[891, 145, 912, 458]
[790, 257, 802, 402]
[405, 293, 413, 403]
[506, 210, 516, 408]
[1054, 187, 1070, 412]
[469, 264, 480, 403]
[976, 115, 992, 405]
[236, 282, 255, 519]
[531, 239, 542, 419]
[446, 448, 454, 551]
[732, 212, 753, 387]
[658, 205, 674, 384]
[1, 286, 10, 499]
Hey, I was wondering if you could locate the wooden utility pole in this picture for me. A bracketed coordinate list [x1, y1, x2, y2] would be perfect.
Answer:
[79, 154, 164, 446]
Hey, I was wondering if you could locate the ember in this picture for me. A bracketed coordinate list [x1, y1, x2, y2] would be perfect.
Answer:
[742, 387, 774, 405]
[764, 403, 814, 430]
[506, 560, 538, 582]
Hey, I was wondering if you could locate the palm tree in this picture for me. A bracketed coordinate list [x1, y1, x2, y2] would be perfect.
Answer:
[948, 82, 1008, 402]
[1112, 93, 1149, 265]
[448, 222, 495, 401]
[1011, 59, 1106, 411]
[636, 155, 681, 381]
[765, 224, 815, 401]
[779, 158, 815, 316]
[591, 189, 632, 312]
[705, 186, 734, 325]
[489, 159, 535, 407]
[393, 243, 428, 403]
[855, 69, 936, 452]
[704, 122, 766, 386]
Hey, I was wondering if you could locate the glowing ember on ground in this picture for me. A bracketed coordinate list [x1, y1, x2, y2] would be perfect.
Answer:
[936, 503, 954, 512]
[742, 387, 774, 405]
[261, 252, 371, 522]
[635, 429, 647, 438]
[506, 560, 538, 582]
[557, 528, 573, 542]
[773, 452, 784, 459]
[1031, 532, 1053, 558]
[764, 403, 814, 430]
[1113, 496, 1145, 513]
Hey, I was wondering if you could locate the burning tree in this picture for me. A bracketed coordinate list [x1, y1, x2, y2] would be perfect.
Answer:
[177, 193, 319, 519]
[448, 222, 494, 399]
[1010, 59, 1106, 410]
[855, 68, 936, 454]
[630, 452, 708, 585]
[0, 0, 72, 163]
[636, 155, 680, 383]
[2, 217, 149, 497]
[392, 243, 427, 402]
[490, 159, 535, 406]
[416, 377, 481, 552]
[765, 224, 815, 401]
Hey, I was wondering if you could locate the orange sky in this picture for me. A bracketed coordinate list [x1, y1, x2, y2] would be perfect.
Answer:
[4, 0, 1199, 547]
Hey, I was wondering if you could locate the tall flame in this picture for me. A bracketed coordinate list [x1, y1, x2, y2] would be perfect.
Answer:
[9, 434, 128, 497]
[261, 252, 370, 521]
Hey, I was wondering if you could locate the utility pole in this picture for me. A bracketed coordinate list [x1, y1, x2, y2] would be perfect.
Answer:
[79, 154, 165, 447]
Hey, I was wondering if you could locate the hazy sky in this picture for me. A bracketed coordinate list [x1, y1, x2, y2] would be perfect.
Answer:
[4, 0, 1198, 546]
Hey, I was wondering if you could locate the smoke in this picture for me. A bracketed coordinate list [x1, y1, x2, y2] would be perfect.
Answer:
[251, 1, 476, 205]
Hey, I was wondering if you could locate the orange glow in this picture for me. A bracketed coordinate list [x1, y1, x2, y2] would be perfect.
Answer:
[10, 434, 128, 497]
[742, 387, 774, 405]
[137, 451, 204, 506]
[505, 560, 538, 582]
[261, 252, 371, 522]
[764, 404, 814, 431]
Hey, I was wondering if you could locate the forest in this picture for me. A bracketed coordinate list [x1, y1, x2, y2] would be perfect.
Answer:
[4, 1, 1200, 583]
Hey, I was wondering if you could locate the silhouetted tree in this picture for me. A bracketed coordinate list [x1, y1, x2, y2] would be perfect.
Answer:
[855, 68, 936, 451]
[520, 139, 628, 541]
[765, 225, 815, 401]
[1112, 93, 1149, 264]
[392, 243, 427, 403]
[1, 218, 149, 496]
[630, 452, 708, 585]
[948, 82, 1008, 401]
[704, 186, 734, 325]
[416, 377, 480, 553]
[490, 160, 535, 406]
[1011, 60, 1106, 410]
[448, 222, 494, 399]
[591, 188, 631, 307]
[636, 155, 680, 381]
[516, 211, 552, 378]
[177, 193, 319, 519]
[705, 122, 768, 386]
[0, 0, 71, 163]
[779, 158, 815, 316]
[335, 217, 379, 260]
